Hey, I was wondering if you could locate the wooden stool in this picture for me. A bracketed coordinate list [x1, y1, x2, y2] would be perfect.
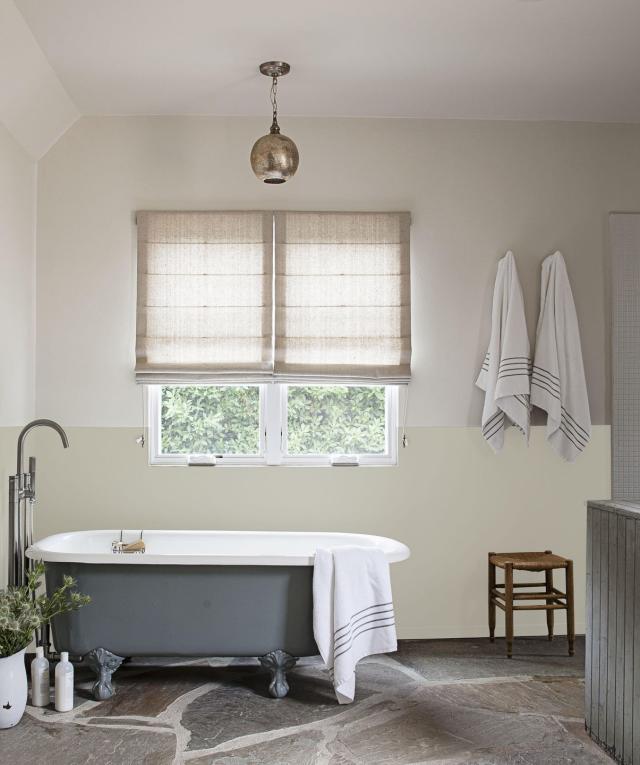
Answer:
[488, 550, 575, 658]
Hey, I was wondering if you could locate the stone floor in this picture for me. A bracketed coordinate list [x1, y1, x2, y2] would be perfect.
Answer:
[2, 637, 611, 765]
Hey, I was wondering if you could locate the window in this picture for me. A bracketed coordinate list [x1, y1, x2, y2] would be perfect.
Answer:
[137, 210, 410, 467]
[285, 385, 388, 457]
[148, 384, 398, 466]
[159, 385, 262, 457]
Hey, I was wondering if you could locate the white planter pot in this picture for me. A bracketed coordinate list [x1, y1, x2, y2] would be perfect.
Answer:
[0, 648, 28, 729]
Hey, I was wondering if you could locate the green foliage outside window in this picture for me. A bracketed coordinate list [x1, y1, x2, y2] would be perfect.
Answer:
[287, 386, 386, 455]
[161, 386, 260, 454]
[160, 384, 387, 456]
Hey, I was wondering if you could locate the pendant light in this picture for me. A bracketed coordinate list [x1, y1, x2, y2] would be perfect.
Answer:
[250, 61, 299, 184]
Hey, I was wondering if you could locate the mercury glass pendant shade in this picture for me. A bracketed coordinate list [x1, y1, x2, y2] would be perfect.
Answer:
[250, 129, 299, 184]
[250, 61, 299, 184]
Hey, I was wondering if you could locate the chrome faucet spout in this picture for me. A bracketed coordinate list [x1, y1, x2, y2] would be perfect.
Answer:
[9, 418, 69, 653]
[16, 418, 69, 475]
[9, 418, 70, 604]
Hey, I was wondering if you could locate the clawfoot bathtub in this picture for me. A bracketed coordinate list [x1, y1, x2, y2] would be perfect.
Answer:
[27, 530, 409, 700]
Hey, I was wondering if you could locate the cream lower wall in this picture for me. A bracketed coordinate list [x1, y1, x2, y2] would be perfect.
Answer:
[11, 424, 610, 639]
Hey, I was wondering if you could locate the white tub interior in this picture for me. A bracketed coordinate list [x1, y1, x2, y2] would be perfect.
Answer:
[26, 529, 410, 566]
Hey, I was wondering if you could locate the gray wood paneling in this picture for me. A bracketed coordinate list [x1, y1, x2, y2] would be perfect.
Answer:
[592, 507, 601, 741]
[587, 501, 640, 763]
[598, 512, 608, 737]
[608, 511, 617, 746]
[625, 518, 635, 763]
[586, 504, 593, 731]
[634, 524, 640, 765]
[615, 514, 626, 755]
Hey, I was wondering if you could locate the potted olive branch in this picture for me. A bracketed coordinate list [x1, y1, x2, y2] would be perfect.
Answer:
[0, 562, 90, 728]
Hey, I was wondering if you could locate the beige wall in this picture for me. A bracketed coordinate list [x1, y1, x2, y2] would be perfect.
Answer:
[0, 428, 21, 588]
[0, 124, 36, 585]
[35, 116, 640, 427]
[0, 123, 35, 425]
[22, 114, 639, 636]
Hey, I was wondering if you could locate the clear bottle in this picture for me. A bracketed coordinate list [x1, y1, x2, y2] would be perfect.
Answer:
[54, 652, 74, 712]
[30, 646, 50, 707]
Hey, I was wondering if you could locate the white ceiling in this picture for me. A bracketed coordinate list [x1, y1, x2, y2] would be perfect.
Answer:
[13, 0, 640, 123]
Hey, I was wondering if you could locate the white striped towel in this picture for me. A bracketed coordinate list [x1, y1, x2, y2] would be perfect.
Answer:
[313, 546, 397, 704]
[476, 251, 531, 452]
[531, 251, 591, 461]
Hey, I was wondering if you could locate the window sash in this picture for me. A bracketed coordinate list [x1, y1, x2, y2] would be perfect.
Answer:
[147, 384, 266, 464]
[147, 384, 397, 466]
[280, 385, 398, 466]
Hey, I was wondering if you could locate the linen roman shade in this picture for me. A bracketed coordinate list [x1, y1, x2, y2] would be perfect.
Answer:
[274, 211, 411, 383]
[135, 211, 273, 382]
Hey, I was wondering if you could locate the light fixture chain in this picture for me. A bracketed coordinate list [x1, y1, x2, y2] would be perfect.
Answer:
[270, 75, 278, 124]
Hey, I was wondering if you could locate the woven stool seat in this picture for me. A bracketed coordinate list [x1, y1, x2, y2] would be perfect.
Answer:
[489, 551, 569, 572]
[488, 549, 575, 658]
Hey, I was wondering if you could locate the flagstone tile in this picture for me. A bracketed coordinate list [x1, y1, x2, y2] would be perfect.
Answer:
[413, 676, 585, 719]
[79, 665, 220, 719]
[84, 717, 174, 729]
[182, 668, 375, 751]
[329, 697, 601, 765]
[2, 712, 175, 765]
[7, 638, 598, 765]
[188, 730, 328, 765]
[393, 636, 585, 682]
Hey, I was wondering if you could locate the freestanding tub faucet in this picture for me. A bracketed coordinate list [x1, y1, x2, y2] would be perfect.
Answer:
[8, 419, 69, 589]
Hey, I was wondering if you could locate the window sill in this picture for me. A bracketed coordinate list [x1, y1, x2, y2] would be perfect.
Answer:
[148, 457, 397, 468]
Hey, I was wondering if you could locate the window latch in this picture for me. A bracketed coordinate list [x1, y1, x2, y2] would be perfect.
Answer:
[330, 454, 360, 467]
[187, 454, 218, 466]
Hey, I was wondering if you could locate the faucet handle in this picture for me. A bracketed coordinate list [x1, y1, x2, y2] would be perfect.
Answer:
[21, 469, 35, 500]
[29, 457, 36, 496]
[111, 530, 124, 553]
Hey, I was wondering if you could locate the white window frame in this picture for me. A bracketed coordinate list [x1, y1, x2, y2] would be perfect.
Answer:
[279, 384, 398, 467]
[147, 384, 398, 467]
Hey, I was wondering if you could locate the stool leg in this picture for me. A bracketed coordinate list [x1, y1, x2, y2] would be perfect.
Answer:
[566, 561, 575, 657]
[505, 562, 514, 658]
[488, 552, 496, 642]
[545, 568, 554, 641]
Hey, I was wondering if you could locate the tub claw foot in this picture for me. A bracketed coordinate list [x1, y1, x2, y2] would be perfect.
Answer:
[259, 649, 297, 698]
[84, 648, 125, 700]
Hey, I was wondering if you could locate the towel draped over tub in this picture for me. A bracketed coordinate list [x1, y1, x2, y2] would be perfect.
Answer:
[313, 546, 397, 704]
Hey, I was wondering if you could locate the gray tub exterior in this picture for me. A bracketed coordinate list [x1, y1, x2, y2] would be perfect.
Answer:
[45, 562, 318, 658]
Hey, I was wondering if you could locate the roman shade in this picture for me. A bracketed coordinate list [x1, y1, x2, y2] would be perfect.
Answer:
[135, 211, 273, 382]
[274, 211, 411, 383]
[136, 210, 412, 384]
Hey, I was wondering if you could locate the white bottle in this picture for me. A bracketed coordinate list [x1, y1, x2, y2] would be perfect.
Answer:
[54, 652, 74, 712]
[30, 646, 50, 707]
